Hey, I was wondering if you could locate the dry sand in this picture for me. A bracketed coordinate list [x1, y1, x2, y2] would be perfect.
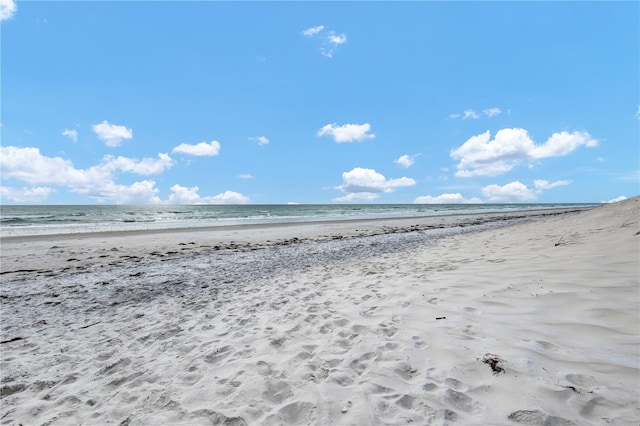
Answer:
[0, 200, 638, 425]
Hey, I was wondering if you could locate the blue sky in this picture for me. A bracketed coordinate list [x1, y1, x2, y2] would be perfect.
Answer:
[1, 1, 638, 205]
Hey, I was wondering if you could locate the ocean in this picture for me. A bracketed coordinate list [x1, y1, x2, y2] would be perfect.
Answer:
[0, 203, 597, 237]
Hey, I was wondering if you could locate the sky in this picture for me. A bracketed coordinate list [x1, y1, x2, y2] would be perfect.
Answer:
[1, 1, 638, 205]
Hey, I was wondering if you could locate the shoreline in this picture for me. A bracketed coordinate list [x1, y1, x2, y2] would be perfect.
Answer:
[0, 207, 588, 275]
[0, 206, 593, 242]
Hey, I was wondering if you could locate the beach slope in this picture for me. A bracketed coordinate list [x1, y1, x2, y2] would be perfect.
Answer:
[1, 199, 638, 425]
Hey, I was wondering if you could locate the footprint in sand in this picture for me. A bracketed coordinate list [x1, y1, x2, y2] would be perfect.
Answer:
[443, 389, 475, 413]
[411, 335, 427, 348]
[348, 352, 376, 375]
[264, 401, 315, 425]
[393, 362, 418, 380]
[256, 360, 272, 376]
[262, 378, 292, 404]
[376, 321, 398, 338]
[204, 346, 234, 364]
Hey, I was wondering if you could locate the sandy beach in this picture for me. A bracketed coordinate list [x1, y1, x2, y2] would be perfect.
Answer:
[1, 200, 638, 425]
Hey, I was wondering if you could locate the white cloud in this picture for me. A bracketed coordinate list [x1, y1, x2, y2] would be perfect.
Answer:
[450, 107, 502, 120]
[0, 146, 174, 203]
[167, 185, 201, 204]
[395, 154, 419, 168]
[635, 105, 640, 120]
[335, 167, 416, 200]
[451, 128, 598, 177]
[0, 0, 17, 21]
[463, 110, 480, 120]
[250, 135, 269, 146]
[481, 179, 571, 203]
[482, 181, 538, 202]
[237, 173, 254, 179]
[413, 193, 482, 204]
[317, 123, 375, 143]
[1, 146, 92, 187]
[533, 179, 571, 190]
[328, 31, 347, 45]
[62, 129, 78, 143]
[0, 186, 55, 203]
[483, 107, 501, 117]
[303, 25, 324, 36]
[0, 146, 252, 205]
[413, 178, 570, 205]
[92, 120, 133, 147]
[172, 140, 221, 156]
[210, 190, 250, 204]
[101, 153, 174, 175]
[109, 180, 162, 204]
[333, 192, 380, 202]
[529, 131, 597, 158]
[604, 196, 628, 203]
[303, 25, 346, 58]
[168, 185, 250, 204]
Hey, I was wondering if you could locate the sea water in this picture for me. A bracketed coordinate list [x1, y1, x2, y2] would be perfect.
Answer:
[0, 203, 596, 237]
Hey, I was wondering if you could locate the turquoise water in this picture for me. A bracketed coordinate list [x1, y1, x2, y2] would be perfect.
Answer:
[0, 203, 596, 237]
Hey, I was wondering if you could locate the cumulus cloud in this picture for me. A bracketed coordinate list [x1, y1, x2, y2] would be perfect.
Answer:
[395, 154, 420, 168]
[168, 185, 249, 204]
[172, 141, 221, 156]
[1, 146, 95, 187]
[167, 185, 201, 204]
[529, 131, 598, 158]
[334, 167, 415, 201]
[481, 179, 571, 202]
[451, 128, 598, 177]
[0, 0, 17, 21]
[0, 145, 250, 204]
[413, 193, 482, 204]
[100, 153, 174, 175]
[0, 186, 55, 203]
[635, 106, 640, 120]
[249, 136, 269, 146]
[108, 180, 162, 204]
[413, 178, 569, 204]
[62, 129, 78, 143]
[317, 123, 375, 143]
[604, 195, 628, 203]
[92, 120, 133, 147]
[237, 173, 254, 179]
[482, 181, 537, 202]
[210, 191, 250, 204]
[0, 146, 173, 203]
